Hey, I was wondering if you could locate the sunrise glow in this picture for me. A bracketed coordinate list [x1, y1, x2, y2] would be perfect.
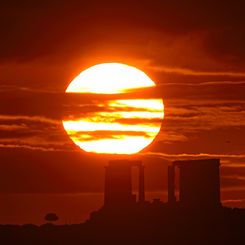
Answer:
[63, 63, 164, 154]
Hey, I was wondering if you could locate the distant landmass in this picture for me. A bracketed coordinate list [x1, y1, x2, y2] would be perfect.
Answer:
[1, 159, 244, 244]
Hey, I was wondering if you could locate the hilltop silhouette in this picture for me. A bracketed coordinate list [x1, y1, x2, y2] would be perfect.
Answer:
[0, 159, 244, 245]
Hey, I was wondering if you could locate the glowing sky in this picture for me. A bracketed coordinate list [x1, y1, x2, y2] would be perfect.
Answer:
[0, 1, 245, 224]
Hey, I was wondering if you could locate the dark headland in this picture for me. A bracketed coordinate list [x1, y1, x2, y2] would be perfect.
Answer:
[1, 159, 244, 245]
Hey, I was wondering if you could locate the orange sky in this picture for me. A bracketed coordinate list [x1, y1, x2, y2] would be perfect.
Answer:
[0, 0, 245, 224]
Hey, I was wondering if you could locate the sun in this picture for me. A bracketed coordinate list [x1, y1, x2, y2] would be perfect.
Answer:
[62, 63, 164, 154]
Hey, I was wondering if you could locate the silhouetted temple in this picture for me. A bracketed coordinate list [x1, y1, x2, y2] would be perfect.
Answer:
[168, 159, 221, 209]
[104, 160, 145, 207]
[103, 158, 221, 209]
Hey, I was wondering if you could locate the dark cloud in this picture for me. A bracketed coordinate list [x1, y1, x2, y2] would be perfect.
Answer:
[0, 90, 63, 119]
[221, 166, 245, 176]
[0, 89, 161, 119]
[1, 85, 245, 154]
[69, 130, 152, 142]
[221, 176, 245, 188]
[1, 82, 245, 121]
[205, 27, 245, 66]
[0, 0, 245, 68]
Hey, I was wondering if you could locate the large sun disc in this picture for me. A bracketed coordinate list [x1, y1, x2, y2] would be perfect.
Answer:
[63, 63, 164, 154]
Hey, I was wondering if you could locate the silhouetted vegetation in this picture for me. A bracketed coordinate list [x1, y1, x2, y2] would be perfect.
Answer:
[44, 213, 59, 223]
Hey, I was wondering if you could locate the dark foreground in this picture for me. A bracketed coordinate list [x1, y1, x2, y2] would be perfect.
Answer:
[1, 205, 245, 245]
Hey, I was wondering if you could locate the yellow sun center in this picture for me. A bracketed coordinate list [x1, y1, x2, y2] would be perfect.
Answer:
[63, 63, 164, 154]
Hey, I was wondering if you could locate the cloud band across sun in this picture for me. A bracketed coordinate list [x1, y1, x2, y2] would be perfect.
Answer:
[62, 63, 164, 154]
